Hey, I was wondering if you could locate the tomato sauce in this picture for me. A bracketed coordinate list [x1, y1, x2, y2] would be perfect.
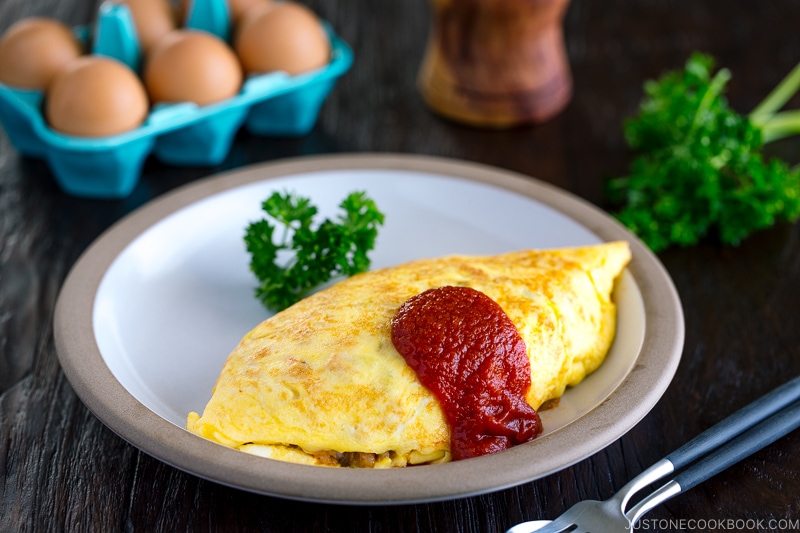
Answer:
[390, 285, 542, 460]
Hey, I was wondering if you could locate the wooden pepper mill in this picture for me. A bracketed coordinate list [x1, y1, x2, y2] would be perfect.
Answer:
[418, 0, 572, 127]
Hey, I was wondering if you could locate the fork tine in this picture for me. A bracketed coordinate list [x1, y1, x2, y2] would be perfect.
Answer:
[538, 518, 577, 533]
[542, 510, 589, 533]
[505, 519, 573, 533]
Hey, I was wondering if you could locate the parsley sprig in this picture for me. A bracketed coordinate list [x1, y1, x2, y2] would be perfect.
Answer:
[244, 190, 385, 312]
[606, 53, 800, 252]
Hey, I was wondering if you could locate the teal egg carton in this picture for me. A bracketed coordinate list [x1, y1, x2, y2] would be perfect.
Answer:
[0, 0, 353, 198]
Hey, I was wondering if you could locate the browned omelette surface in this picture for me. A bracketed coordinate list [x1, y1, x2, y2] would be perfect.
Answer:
[187, 241, 632, 467]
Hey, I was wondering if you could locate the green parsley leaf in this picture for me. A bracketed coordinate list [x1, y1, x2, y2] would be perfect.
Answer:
[605, 52, 800, 252]
[244, 190, 385, 312]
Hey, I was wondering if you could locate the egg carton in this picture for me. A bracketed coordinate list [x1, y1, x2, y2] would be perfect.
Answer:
[0, 0, 353, 198]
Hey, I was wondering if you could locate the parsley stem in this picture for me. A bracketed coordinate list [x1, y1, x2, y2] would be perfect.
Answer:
[750, 61, 800, 122]
[759, 109, 800, 144]
[689, 67, 731, 136]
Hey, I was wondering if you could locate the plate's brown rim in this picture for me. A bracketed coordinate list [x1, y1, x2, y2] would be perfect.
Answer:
[53, 153, 684, 505]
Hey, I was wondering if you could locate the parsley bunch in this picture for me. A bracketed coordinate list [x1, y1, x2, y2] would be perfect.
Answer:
[244, 190, 385, 312]
[606, 53, 800, 252]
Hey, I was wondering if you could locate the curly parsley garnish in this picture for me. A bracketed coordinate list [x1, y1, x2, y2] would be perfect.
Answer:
[244, 190, 385, 312]
[605, 53, 800, 252]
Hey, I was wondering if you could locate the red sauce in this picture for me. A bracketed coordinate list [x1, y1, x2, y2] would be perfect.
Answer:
[391, 286, 542, 460]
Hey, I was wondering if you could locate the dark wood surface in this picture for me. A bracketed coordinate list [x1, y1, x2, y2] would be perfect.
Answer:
[3, 0, 800, 531]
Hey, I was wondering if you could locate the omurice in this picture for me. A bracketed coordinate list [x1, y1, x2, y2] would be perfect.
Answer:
[186, 241, 632, 467]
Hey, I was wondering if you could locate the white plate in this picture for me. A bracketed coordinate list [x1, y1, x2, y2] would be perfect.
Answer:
[54, 154, 684, 504]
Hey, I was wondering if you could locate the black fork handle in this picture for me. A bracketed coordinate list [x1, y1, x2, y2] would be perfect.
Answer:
[666, 374, 800, 470]
[673, 397, 800, 491]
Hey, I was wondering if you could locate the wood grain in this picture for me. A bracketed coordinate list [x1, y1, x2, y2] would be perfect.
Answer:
[417, 0, 572, 126]
[2, 0, 800, 531]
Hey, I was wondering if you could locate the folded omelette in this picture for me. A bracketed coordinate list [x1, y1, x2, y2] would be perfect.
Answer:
[187, 241, 632, 467]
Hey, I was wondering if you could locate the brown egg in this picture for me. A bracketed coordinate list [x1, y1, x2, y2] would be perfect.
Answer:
[0, 17, 83, 90]
[143, 29, 243, 105]
[117, 0, 177, 53]
[234, 1, 330, 76]
[46, 55, 149, 137]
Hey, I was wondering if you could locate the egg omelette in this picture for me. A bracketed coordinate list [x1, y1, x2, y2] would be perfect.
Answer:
[186, 241, 632, 467]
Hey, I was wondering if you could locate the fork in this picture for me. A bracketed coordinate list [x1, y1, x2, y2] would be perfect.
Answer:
[507, 374, 800, 533]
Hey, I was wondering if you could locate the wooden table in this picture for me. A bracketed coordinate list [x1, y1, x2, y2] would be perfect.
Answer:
[2, 0, 800, 531]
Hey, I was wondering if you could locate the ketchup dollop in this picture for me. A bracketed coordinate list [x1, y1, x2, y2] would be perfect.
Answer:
[391, 286, 542, 460]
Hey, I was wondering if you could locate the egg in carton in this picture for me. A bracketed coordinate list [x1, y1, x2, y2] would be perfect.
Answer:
[0, 0, 353, 198]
